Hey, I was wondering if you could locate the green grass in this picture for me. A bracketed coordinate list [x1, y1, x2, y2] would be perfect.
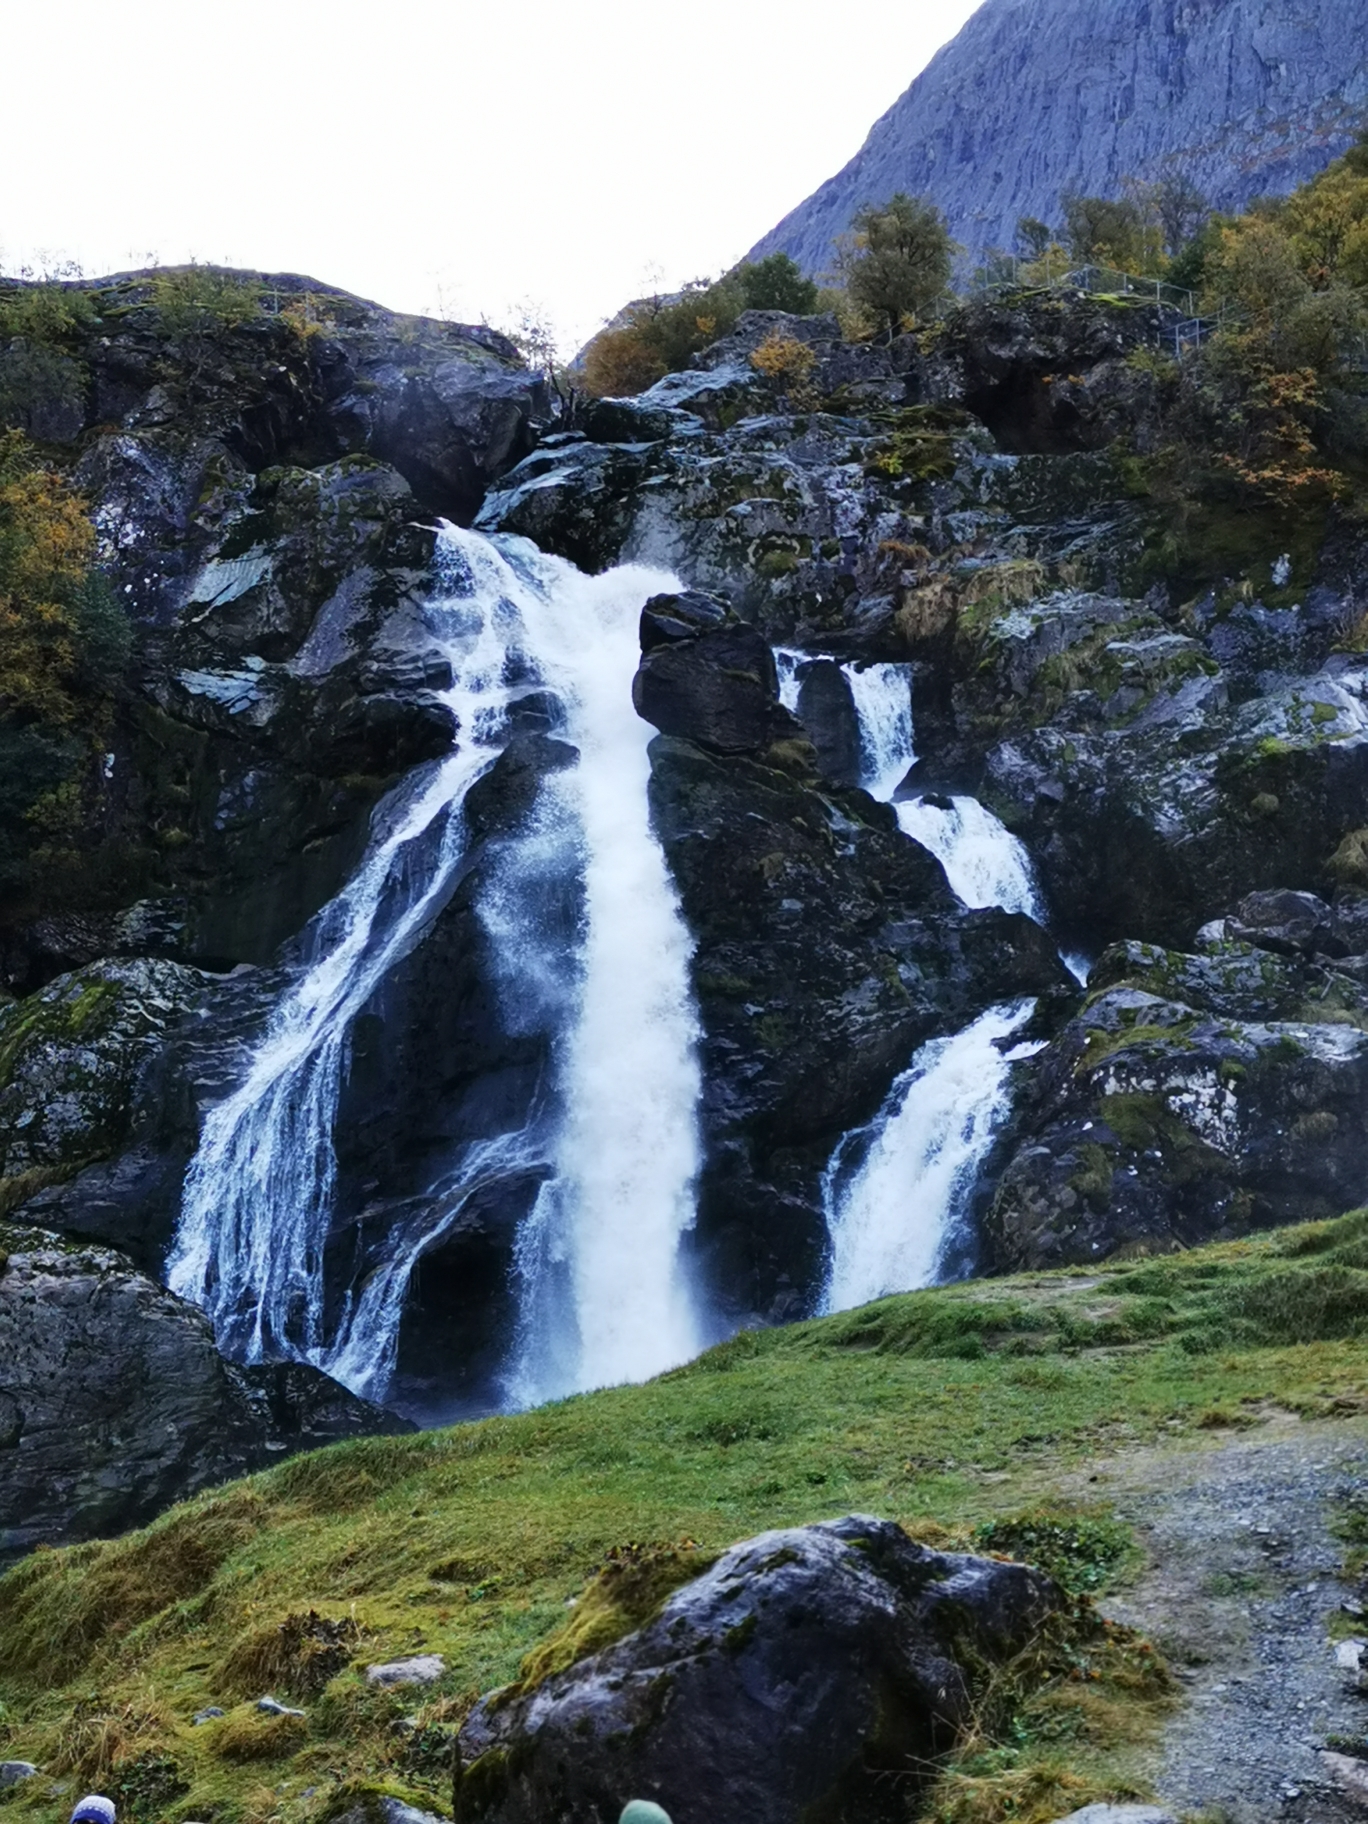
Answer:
[4, 1214, 1368, 1824]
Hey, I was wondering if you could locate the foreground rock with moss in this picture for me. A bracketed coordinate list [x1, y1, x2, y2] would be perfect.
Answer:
[0, 1223, 409, 1563]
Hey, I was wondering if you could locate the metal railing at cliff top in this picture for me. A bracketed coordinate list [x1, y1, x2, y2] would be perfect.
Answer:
[967, 256, 1232, 358]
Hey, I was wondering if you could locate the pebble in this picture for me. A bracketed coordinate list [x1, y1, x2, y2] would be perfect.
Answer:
[365, 1655, 446, 1689]
[192, 1707, 225, 1725]
[256, 1696, 306, 1717]
[0, 1766, 38, 1790]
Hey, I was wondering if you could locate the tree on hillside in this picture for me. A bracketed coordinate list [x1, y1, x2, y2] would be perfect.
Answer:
[1016, 217, 1053, 261]
[1153, 169, 1209, 257]
[735, 253, 819, 315]
[838, 193, 955, 337]
[1061, 192, 1150, 269]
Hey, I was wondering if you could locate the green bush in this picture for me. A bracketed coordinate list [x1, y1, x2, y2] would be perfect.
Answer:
[838, 192, 955, 336]
[0, 432, 131, 894]
[737, 253, 818, 314]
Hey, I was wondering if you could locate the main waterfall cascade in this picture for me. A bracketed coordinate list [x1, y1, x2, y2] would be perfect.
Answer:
[170, 526, 704, 1409]
[777, 652, 1056, 1310]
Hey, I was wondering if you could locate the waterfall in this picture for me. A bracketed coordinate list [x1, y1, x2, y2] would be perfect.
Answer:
[169, 526, 702, 1407]
[775, 647, 1052, 1310]
[822, 1001, 1041, 1311]
[503, 558, 703, 1405]
[893, 796, 1046, 922]
[778, 648, 1045, 919]
[845, 662, 917, 800]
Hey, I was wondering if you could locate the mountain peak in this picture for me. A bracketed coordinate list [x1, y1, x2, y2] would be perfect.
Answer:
[747, 0, 1368, 272]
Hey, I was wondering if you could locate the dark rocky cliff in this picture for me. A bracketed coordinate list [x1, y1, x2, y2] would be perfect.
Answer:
[5, 260, 1368, 1550]
[746, 0, 1368, 271]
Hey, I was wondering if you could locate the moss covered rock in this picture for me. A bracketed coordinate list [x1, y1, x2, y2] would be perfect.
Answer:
[456, 1514, 1065, 1824]
[0, 1223, 407, 1562]
[987, 969, 1368, 1270]
[0, 957, 205, 1213]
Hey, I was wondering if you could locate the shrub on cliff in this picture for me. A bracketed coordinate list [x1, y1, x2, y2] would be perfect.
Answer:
[1122, 136, 1368, 557]
[0, 432, 130, 895]
[581, 257, 820, 397]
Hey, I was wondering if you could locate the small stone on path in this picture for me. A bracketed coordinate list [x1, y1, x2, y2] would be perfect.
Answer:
[0, 1766, 38, 1790]
[192, 1708, 225, 1725]
[1050, 1809, 1177, 1824]
[365, 1655, 445, 1688]
[256, 1696, 305, 1717]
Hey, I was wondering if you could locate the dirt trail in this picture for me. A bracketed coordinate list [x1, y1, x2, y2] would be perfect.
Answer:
[1061, 1417, 1368, 1822]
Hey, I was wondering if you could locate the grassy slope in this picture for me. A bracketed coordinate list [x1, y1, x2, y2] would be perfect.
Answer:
[4, 1213, 1368, 1824]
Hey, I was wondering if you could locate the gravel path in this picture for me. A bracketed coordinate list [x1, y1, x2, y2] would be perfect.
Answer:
[1065, 1416, 1368, 1823]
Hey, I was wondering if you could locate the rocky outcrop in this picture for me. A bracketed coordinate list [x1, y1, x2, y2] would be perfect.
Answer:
[633, 592, 1067, 1321]
[0, 1223, 410, 1563]
[986, 907, 1368, 1269]
[0, 957, 206, 1217]
[0, 271, 547, 994]
[482, 301, 1368, 958]
[457, 1515, 1065, 1824]
[745, 0, 1368, 271]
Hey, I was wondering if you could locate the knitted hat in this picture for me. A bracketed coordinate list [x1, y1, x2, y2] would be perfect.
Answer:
[619, 1804, 672, 1824]
[70, 1798, 116, 1824]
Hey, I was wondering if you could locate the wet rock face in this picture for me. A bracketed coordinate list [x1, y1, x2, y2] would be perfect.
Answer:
[327, 734, 583, 1418]
[634, 621, 794, 754]
[987, 940, 1368, 1270]
[635, 622, 1067, 1321]
[456, 1514, 1064, 1824]
[0, 958, 206, 1211]
[1, 273, 546, 993]
[0, 1224, 409, 1563]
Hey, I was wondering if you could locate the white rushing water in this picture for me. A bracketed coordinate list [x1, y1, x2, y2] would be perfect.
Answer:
[775, 651, 914, 802]
[169, 526, 702, 1406]
[822, 1001, 1041, 1311]
[893, 796, 1046, 921]
[777, 652, 1052, 1311]
[777, 650, 1048, 919]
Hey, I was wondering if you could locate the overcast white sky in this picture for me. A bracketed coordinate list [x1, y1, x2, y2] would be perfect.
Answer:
[3, 0, 981, 351]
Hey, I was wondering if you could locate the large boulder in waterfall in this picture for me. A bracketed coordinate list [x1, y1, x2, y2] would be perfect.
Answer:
[985, 947, 1368, 1270]
[0, 1223, 410, 1563]
[795, 657, 864, 785]
[632, 583, 1067, 1324]
[456, 1515, 1065, 1824]
[633, 621, 796, 754]
[645, 729, 1068, 1323]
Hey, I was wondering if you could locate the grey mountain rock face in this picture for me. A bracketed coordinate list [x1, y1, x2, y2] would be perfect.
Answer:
[747, 0, 1368, 272]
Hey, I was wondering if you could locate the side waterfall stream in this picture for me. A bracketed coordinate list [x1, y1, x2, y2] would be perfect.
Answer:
[778, 654, 1049, 1310]
[169, 527, 702, 1408]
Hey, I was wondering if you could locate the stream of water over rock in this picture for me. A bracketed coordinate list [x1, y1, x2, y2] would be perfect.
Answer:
[169, 527, 703, 1407]
[781, 655, 1050, 1309]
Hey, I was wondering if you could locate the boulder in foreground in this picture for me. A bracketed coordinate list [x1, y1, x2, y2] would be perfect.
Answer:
[456, 1514, 1064, 1824]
